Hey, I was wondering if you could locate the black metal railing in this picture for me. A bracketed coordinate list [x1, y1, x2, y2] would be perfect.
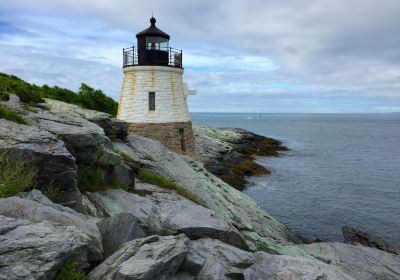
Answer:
[123, 46, 183, 68]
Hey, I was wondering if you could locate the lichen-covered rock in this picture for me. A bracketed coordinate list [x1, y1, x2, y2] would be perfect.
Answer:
[183, 238, 255, 280]
[88, 234, 189, 280]
[113, 135, 300, 252]
[87, 187, 247, 249]
[302, 242, 400, 280]
[0, 215, 90, 280]
[0, 192, 103, 262]
[97, 213, 146, 258]
[42, 98, 128, 141]
[342, 226, 400, 255]
[243, 251, 355, 280]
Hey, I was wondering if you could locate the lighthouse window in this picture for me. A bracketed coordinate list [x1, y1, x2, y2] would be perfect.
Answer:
[148, 92, 155, 111]
[146, 37, 169, 51]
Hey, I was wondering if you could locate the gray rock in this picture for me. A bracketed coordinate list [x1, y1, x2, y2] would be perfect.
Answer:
[28, 103, 135, 191]
[303, 242, 400, 280]
[182, 238, 255, 280]
[97, 213, 146, 258]
[88, 234, 189, 280]
[194, 125, 285, 179]
[0, 214, 90, 280]
[87, 188, 247, 249]
[243, 251, 355, 280]
[43, 98, 128, 141]
[0, 192, 103, 262]
[0, 119, 83, 208]
[169, 272, 196, 280]
[18, 189, 78, 215]
[343, 226, 400, 255]
[113, 135, 300, 251]
[28, 109, 113, 164]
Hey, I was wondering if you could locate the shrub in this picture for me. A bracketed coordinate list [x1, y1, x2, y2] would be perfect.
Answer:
[55, 262, 87, 280]
[76, 165, 103, 192]
[0, 72, 118, 116]
[138, 168, 205, 207]
[0, 106, 29, 125]
[0, 73, 43, 105]
[0, 91, 9, 101]
[0, 149, 36, 198]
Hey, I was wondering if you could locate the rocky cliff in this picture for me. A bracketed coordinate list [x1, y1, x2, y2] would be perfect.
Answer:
[1, 95, 399, 280]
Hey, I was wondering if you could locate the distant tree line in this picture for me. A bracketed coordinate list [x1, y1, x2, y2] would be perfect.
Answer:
[0, 72, 118, 116]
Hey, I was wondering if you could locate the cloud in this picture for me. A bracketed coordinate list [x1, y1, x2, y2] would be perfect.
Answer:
[0, 0, 399, 112]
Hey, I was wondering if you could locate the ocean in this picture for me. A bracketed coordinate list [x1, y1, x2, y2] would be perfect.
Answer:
[191, 113, 400, 244]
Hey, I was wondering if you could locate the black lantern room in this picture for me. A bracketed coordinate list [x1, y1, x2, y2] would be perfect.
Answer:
[123, 17, 182, 68]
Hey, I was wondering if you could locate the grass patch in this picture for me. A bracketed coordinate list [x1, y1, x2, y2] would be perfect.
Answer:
[0, 106, 29, 125]
[0, 149, 36, 198]
[138, 168, 205, 207]
[112, 148, 141, 172]
[55, 262, 87, 280]
[43, 182, 59, 201]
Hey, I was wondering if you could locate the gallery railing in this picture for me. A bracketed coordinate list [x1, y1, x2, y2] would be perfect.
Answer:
[123, 46, 183, 68]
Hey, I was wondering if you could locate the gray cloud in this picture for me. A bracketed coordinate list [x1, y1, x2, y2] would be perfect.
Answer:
[0, 0, 400, 112]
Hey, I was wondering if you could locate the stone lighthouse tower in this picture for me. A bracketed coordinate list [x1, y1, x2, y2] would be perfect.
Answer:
[117, 17, 197, 158]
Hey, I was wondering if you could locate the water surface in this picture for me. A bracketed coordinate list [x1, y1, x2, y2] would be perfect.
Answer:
[192, 113, 400, 243]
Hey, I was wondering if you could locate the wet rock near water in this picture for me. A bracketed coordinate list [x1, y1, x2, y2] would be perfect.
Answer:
[302, 241, 400, 280]
[343, 226, 400, 255]
[194, 125, 287, 190]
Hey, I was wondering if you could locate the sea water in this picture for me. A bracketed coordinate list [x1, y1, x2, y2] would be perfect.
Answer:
[192, 113, 400, 244]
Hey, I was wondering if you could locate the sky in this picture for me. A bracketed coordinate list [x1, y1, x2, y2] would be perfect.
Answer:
[0, 0, 400, 113]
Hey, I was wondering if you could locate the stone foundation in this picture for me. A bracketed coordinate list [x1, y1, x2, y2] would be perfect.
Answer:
[128, 121, 198, 159]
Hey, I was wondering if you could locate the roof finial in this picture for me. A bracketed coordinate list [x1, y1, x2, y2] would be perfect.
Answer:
[150, 12, 156, 26]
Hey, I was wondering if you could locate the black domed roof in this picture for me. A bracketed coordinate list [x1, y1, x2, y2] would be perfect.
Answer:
[136, 17, 170, 40]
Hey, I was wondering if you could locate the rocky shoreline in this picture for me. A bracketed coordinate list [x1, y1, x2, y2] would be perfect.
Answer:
[194, 125, 287, 190]
[1, 95, 400, 279]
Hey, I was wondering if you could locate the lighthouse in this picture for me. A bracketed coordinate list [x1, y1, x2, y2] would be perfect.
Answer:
[118, 17, 197, 159]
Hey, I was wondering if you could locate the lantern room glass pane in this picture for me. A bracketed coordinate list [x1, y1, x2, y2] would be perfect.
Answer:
[146, 37, 169, 51]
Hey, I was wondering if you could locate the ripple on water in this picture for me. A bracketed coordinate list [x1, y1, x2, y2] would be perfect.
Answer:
[192, 113, 400, 244]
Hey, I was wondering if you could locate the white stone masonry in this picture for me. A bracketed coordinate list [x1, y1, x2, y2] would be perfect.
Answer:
[117, 65, 195, 123]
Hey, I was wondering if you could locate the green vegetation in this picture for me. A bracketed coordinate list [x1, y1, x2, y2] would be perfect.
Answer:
[0, 149, 36, 198]
[55, 262, 87, 280]
[138, 168, 205, 207]
[0, 106, 29, 125]
[0, 91, 9, 101]
[76, 165, 129, 192]
[112, 148, 140, 172]
[0, 72, 118, 116]
[76, 165, 103, 192]
[43, 182, 58, 201]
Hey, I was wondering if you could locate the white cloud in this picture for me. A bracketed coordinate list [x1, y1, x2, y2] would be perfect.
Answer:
[0, 0, 400, 112]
